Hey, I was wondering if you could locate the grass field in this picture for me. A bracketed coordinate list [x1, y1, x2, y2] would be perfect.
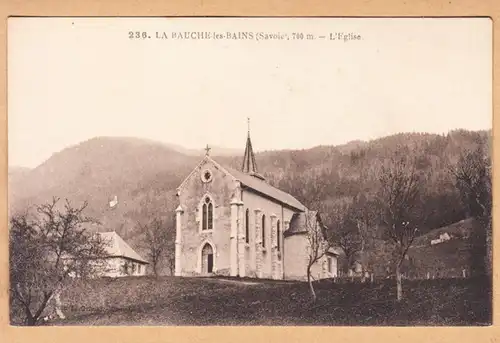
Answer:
[36, 275, 492, 326]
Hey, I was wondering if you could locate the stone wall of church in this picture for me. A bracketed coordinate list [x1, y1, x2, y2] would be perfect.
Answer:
[177, 159, 236, 276]
[283, 234, 334, 281]
[283, 234, 309, 281]
[241, 189, 295, 279]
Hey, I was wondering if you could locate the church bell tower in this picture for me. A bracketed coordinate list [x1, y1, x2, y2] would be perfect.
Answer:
[241, 118, 265, 180]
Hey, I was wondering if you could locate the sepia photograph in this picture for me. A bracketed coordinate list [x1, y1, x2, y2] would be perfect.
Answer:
[7, 17, 492, 326]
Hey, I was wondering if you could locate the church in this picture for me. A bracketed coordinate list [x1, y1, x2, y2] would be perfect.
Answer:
[174, 127, 339, 281]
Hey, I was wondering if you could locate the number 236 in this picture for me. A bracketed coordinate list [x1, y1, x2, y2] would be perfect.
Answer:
[129, 31, 148, 39]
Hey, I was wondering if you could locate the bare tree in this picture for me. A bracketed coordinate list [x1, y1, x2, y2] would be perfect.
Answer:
[377, 156, 422, 301]
[450, 144, 492, 275]
[9, 197, 107, 325]
[305, 211, 331, 303]
[347, 195, 378, 279]
[328, 201, 362, 275]
[139, 218, 174, 277]
[451, 144, 491, 218]
[120, 260, 133, 276]
[327, 195, 377, 278]
[165, 250, 176, 276]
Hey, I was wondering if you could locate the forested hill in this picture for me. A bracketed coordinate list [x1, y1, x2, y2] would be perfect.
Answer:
[9, 129, 490, 251]
[218, 129, 491, 234]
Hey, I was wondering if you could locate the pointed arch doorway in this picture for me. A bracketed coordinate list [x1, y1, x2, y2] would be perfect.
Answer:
[201, 243, 214, 274]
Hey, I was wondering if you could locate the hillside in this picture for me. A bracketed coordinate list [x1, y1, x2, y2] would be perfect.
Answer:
[413, 218, 478, 246]
[8, 137, 199, 242]
[219, 130, 490, 233]
[163, 142, 243, 157]
[8, 166, 31, 189]
[8, 129, 491, 275]
[405, 218, 484, 278]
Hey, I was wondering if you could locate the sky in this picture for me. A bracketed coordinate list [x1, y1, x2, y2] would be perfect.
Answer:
[8, 17, 492, 168]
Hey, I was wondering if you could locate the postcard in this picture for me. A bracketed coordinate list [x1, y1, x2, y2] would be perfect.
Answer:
[7, 17, 492, 326]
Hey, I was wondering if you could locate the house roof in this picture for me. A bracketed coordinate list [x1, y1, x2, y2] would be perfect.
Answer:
[224, 165, 306, 211]
[99, 232, 148, 264]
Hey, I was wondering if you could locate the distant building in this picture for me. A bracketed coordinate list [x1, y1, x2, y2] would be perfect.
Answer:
[353, 260, 363, 273]
[174, 127, 340, 281]
[430, 232, 452, 245]
[109, 195, 118, 209]
[98, 232, 148, 277]
[347, 260, 363, 277]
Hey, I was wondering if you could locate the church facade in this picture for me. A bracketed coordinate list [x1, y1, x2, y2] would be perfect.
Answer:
[174, 132, 339, 281]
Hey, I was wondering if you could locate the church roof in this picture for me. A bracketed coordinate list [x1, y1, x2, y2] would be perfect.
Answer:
[176, 154, 306, 211]
[178, 120, 306, 211]
[99, 232, 148, 264]
[225, 165, 306, 211]
[285, 211, 315, 236]
[284, 211, 341, 255]
[285, 211, 327, 237]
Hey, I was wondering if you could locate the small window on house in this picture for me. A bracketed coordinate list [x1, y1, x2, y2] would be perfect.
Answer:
[277, 220, 281, 252]
[138, 264, 142, 274]
[262, 215, 266, 248]
[245, 209, 250, 243]
[122, 261, 129, 275]
[202, 196, 214, 230]
[131, 262, 136, 274]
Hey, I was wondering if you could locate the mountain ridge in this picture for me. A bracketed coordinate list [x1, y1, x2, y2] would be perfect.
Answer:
[8, 129, 490, 275]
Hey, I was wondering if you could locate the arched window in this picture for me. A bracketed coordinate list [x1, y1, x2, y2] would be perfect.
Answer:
[202, 196, 214, 231]
[277, 220, 281, 252]
[245, 209, 250, 243]
[262, 215, 266, 248]
[208, 202, 213, 230]
[202, 203, 207, 230]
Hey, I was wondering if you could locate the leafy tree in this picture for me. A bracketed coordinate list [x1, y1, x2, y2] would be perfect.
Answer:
[9, 197, 107, 325]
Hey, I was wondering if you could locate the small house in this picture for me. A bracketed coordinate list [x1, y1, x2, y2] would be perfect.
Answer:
[99, 232, 148, 277]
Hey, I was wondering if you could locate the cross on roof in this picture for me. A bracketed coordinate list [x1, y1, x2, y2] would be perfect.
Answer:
[205, 144, 211, 156]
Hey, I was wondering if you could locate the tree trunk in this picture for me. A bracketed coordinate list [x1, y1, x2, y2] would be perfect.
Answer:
[152, 262, 158, 278]
[346, 253, 353, 275]
[307, 265, 317, 303]
[54, 291, 65, 319]
[23, 305, 36, 326]
[25, 314, 37, 326]
[395, 264, 403, 301]
[32, 292, 53, 324]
